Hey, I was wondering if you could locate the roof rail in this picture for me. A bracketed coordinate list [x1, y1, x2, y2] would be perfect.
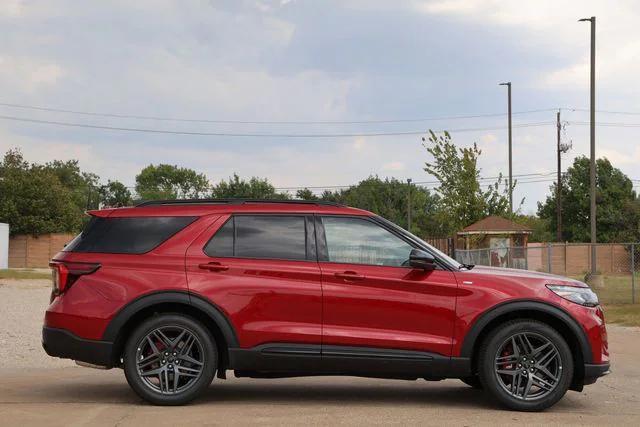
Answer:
[135, 198, 344, 208]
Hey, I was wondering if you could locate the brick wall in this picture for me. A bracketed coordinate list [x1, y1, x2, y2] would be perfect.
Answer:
[8, 233, 76, 268]
[535, 243, 633, 275]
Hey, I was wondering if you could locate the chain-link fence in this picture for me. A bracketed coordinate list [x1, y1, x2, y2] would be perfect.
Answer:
[455, 243, 638, 305]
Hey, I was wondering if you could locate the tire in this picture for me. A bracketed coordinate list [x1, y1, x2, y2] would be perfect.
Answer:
[123, 313, 217, 405]
[478, 319, 573, 412]
[461, 375, 483, 389]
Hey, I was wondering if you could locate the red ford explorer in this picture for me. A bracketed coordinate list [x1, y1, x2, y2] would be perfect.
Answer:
[43, 199, 609, 410]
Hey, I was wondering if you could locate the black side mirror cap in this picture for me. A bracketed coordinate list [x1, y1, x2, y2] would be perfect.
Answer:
[409, 248, 436, 271]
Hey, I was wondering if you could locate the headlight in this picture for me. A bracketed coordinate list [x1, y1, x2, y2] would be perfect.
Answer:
[546, 284, 599, 307]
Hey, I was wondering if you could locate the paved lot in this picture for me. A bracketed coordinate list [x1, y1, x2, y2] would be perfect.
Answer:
[1, 279, 639, 426]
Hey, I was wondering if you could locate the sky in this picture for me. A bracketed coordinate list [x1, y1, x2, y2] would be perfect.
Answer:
[1, 0, 639, 214]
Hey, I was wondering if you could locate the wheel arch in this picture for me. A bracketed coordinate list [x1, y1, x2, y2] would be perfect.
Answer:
[460, 300, 591, 389]
[103, 291, 239, 369]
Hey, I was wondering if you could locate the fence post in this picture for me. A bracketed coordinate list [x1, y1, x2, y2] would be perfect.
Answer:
[632, 243, 636, 304]
[547, 243, 552, 273]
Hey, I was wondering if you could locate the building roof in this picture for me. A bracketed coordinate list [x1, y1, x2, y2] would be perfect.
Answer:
[458, 215, 532, 235]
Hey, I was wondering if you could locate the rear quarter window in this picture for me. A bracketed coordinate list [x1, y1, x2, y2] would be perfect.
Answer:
[64, 216, 197, 254]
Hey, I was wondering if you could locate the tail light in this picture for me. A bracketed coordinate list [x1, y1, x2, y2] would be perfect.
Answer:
[49, 261, 101, 301]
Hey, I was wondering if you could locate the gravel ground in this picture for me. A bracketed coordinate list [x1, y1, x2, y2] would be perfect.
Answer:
[0, 278, 73, 369]
[0, 279, 639, 426]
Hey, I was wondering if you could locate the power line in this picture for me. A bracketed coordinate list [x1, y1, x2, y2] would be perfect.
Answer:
[3, 101, 640, 125]
[119, 172, 559, 191]
[566, 107, 640, 116]
[2, 101, 640, 125]
[271, 172, 557, 190]
[0, 114, 554, 138]
[0, 102, 558, 124]
[121, 173, 640, 194]
[569, 121, 640, 128]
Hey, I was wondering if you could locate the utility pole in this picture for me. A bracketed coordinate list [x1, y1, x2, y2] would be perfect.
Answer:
[556, 110, 562, 242]
[407, 178, 412, 232]
[556, 110, 572, 242]
[499, 82, 513, 213]
[580, 16, 597, 275]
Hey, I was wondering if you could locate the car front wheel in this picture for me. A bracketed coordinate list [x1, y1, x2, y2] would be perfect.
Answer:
[478, 319, 573, 411]
[123, 314, 217, 405]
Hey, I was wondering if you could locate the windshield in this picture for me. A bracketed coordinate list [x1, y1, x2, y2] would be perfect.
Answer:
[374, 216, 463, 269]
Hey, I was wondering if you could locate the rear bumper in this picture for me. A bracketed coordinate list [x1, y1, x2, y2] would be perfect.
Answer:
[42, 327, 115, 367]
[583, 362, 611, 385]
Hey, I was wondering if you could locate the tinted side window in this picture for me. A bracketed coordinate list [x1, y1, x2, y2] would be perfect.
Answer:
[203, 218, 234, 257]
[64, 216, 197, 254]
[321, 217, 413, 266]
[204, 215, 307, 261]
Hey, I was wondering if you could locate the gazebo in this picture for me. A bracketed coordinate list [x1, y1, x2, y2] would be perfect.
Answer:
[457, 216, 532, 268]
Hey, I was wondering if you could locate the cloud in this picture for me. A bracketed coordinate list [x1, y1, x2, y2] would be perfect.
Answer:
[352, 137, 366, 151]
[0, 0, 638, 214]
[382, 161, 405, 171]
[0, 1, 23, 17]
[0, 55, 65, 93]
[598, 147, 640, 166]
[480, 133, 497, 144]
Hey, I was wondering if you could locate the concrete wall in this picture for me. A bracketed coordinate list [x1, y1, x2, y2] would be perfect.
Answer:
[8, 233, 76, 268]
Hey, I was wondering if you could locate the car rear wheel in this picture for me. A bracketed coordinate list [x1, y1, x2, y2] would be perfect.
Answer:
[478, 319, 573, 411]
[123, 314, 217, 405]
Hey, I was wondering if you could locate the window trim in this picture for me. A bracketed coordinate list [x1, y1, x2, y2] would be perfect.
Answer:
[202, 213, 316, 263]
[316, 214, 448, 270]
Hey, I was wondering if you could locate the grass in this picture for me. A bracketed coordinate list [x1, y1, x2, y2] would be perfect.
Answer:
[569, 274, 640, 305]
[602, 304, 640, 327]
[566, 273, 640, 326]
[0, 269, 52, 280]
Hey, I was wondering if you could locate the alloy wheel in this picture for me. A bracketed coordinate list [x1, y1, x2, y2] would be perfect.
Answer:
[494, 332, 562, 401]
[135, 326, 205, 395]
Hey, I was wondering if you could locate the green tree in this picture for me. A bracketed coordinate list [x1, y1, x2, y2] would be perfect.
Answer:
[0, 149, 83, 235]
[422, 130, 516, 234]
[513, 215, 554, 243]
[319, 176, 441, 236]
[99, 180, 133, 207]
[295, 188, 318, 200]
[211, 173, 289, 199]
[537, 156, 640, 242]
[135, 164, 209, 200]
[43, 159, 101, 210]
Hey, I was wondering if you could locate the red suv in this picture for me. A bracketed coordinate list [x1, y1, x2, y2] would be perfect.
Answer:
[43, 199, 609, 410]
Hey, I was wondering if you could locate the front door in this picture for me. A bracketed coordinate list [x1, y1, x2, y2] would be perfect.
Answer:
[317, 216, 458, 357]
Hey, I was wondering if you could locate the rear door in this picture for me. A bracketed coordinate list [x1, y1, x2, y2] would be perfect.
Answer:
[186, 214, 322, 349]
[317, 215, 458, 356]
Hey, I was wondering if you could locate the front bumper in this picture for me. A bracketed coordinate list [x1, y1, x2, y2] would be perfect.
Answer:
[42, 327, 115, 367]
[583, 362, 611, 385]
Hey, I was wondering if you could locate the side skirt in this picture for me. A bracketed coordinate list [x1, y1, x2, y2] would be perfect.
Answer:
[228, 344, 470, 380]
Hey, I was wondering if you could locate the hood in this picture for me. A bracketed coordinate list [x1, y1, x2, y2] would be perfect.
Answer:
[466, 265, 588, 287]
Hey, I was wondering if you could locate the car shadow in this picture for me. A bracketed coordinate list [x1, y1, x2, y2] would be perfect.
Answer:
[27, 374, 590, 413]
[195, 379, 495, 409]
[29, 377, 494, 409]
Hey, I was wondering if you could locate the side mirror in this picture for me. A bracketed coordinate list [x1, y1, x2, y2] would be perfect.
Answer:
[409, 248, 436, 271]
